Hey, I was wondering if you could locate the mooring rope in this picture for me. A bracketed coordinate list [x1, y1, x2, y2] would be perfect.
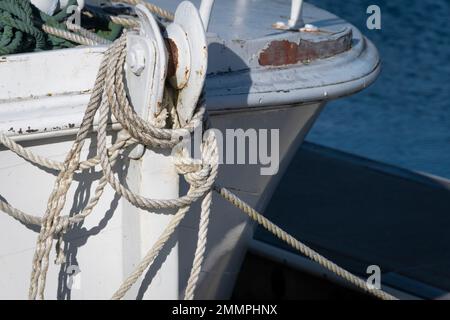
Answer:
[42, 23, 98, 46]
[214, 186, 398, 300]
[0, 4, 397, 301]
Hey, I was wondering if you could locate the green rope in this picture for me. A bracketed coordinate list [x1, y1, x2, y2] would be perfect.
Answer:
[0, 0, 123, 55]
[96, 21, 123, 41]
[0, 0, 45, 53]
[0, 24, 23, 55]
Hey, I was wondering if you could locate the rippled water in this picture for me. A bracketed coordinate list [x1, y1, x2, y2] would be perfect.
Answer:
[307, 0, 450, 177]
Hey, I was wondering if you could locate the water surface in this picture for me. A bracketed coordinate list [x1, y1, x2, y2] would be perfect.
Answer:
[307, 0, 450, 177]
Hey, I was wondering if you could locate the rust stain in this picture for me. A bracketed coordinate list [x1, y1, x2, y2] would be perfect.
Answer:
[165, 38, 178, 78]
[258, 31, 352, 67]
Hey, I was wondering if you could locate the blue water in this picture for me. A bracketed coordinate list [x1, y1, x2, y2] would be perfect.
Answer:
[306, 0, 450, 178]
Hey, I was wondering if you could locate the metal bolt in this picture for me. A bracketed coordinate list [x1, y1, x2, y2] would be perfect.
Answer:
[128, 46, 146, 76]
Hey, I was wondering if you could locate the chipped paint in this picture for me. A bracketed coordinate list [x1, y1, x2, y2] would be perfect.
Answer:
[26, 127, 39, 133]
[258, 30, 352, 67]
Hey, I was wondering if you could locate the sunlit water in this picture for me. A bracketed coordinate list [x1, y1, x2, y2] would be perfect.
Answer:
[306, 0, 450, 178]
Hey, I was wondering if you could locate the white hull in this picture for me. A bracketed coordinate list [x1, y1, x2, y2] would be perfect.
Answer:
[0, 101, 324, 299]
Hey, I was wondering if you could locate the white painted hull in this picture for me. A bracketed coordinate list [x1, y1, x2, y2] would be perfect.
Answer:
[0, 0, 381, 299]
[0, 101, 324, 299]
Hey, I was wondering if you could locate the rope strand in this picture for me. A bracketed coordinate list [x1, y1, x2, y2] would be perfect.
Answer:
[214, 186, 398, 301]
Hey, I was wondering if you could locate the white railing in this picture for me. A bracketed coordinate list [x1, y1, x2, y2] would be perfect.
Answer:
[199, 0, 215, 30]
[199, 0, 305, 31]
[288, 0, 305, 28]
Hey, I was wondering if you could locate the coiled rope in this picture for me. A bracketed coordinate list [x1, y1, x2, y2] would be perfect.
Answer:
[0, 6, 397, 302]
[0, 0, 47, 54]
[0, 0, 124, 54]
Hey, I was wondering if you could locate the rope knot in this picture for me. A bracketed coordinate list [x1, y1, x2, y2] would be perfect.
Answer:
[174, 149, 209, 188]
[173, 130, 219, 191]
